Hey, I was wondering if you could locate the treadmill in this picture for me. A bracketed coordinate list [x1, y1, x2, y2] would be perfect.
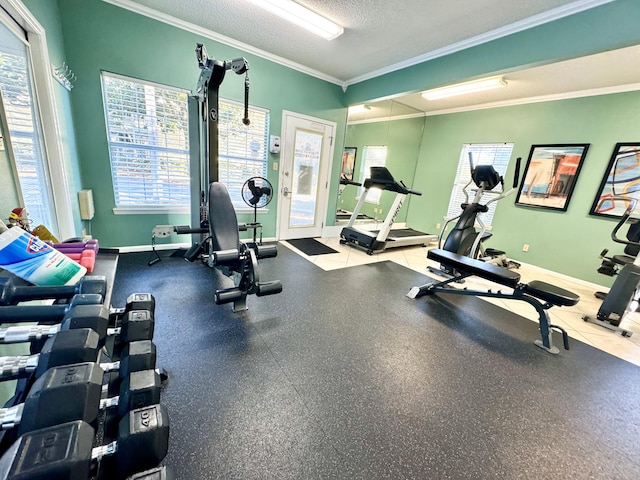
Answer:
[339, 167, 437, 254]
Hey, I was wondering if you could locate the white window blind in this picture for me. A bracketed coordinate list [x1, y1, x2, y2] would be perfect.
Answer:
[360, 145, 388, 204]
[446, 143, 514, 226]
[101, 73, 190, 208]
[218, 99, 269, 208]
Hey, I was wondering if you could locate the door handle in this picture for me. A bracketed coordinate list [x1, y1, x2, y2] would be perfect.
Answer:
[282, 186, 290, 197]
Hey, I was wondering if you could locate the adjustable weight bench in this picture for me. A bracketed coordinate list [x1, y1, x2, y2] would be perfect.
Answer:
[407, 249, 580, 354]
[179, 182, 282, 312]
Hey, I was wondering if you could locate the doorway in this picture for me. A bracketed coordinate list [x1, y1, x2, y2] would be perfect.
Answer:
[277, 111, 336, 240]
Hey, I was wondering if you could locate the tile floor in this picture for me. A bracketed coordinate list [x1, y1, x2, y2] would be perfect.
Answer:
[280, 235, 640, 367]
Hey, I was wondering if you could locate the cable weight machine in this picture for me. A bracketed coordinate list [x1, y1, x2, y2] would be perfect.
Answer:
[192, 42, 251, 232]
[149, 44, 281, 311]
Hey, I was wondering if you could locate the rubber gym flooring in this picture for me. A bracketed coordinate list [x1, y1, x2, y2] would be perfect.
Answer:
[112, 245, 640, 479]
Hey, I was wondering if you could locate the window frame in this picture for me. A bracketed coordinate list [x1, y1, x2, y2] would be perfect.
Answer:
[0, 3, 76, 239]
[446, 143, 515, 228]
[216, 97, 270, 210]
[101, 71, 191, 214]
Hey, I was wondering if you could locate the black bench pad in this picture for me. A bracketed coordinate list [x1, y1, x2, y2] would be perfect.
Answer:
[427, 249, 521, 288]
[523, 280, 580, 307]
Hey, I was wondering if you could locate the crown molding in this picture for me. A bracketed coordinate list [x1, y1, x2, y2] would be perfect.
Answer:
[344, 0, 616, 86]
[102, 0, 346, 87]
[421, 82, 640, 116]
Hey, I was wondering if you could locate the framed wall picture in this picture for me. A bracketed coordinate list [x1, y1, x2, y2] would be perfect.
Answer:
[341, 147, 357, 181]
[590, 143, 640, 217]
[515, 144, 589, 211]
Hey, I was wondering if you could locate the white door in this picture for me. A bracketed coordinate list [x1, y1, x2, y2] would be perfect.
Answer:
[277, 111, 336, 240]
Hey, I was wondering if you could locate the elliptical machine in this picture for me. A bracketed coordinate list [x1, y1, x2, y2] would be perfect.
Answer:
[583, 197, 640, 337]
[429, 155, 521, 276]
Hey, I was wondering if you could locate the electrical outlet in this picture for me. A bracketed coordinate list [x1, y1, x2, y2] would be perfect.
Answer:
[153, 225, 174, 238]
[522, 244, 530, 252]
[273, 162, 278, 171]
[436, 223, 441, 229]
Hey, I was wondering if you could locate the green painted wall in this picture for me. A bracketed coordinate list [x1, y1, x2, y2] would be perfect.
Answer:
[407, 91, 640, 285]
[342, 116, 425, 223]
[50, 0, 345, 247]
[345, 0, 640, 105]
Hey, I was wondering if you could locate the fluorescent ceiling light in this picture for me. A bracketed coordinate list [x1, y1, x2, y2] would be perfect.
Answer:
[348, 104, 372, 114]
[248, 0, 344, 40]
[421, 77, 508, 101]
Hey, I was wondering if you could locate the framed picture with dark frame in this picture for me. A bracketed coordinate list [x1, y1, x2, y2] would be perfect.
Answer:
[590, 143, 640, 217]
[515, 144, 589, 212]
[341, 147, 357, 181]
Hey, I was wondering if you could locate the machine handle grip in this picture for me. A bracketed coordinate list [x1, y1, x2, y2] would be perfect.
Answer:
[243, 76, 250, 126]
[513, 157, 521, 189]
[600, 196, 639, 245]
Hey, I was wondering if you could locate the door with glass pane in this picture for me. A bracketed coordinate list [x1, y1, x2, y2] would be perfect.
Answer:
[277, 111, 336, 240]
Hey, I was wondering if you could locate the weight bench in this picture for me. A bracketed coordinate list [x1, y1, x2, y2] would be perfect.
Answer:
[180, 182, 282, 312]
[407, 248, 580, 354]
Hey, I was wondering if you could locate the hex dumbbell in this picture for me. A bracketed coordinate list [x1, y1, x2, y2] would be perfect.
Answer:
[0, 328, 157, 382]
[0, 292, 155, 325]
[0, 362, 161, 436]
[0, 305, 154, 348]
[0, 404, 169, 478]
[0, 275, 106, 306]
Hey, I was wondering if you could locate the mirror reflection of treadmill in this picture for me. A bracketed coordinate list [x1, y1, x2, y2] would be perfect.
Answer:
[339, 167, 436, 254]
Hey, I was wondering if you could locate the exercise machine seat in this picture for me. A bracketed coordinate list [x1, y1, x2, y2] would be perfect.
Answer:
[206, 181, 282, 311]
[208, 182, 240, 252]
[523, 280, 580, 307]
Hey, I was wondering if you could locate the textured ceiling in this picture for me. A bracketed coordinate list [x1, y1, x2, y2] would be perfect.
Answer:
[113, 0, 639, 121]
[122, 0, 606, 84]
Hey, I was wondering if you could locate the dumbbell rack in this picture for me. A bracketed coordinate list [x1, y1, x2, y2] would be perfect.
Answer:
[0, 250, 172, 479]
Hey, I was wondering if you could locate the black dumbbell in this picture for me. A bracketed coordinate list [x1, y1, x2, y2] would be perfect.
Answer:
[0, 328, 157, 382]
[0, 362, 161, 436]
[0, 293, 103, 324]
[0, 305, 154, 348]
[110, 293, 156, 320]
[0, 404, 169, 478]
[126, 466, 174, 479]
[0, 292, 155, 325]
[0, 275, 107, 306]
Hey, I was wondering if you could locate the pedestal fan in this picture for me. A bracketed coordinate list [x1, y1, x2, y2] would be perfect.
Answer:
[241, 176, 273, 243]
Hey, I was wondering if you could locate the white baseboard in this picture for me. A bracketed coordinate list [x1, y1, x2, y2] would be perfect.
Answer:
[515, 259, 608, 291]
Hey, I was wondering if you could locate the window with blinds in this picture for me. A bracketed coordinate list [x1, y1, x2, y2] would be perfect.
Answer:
[101, 73, 190, 209]
[0, 27, 55, 230]
[217, 99, 269, 208]
[359, 145, 388, 204]
[446, 143, 515, 226]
